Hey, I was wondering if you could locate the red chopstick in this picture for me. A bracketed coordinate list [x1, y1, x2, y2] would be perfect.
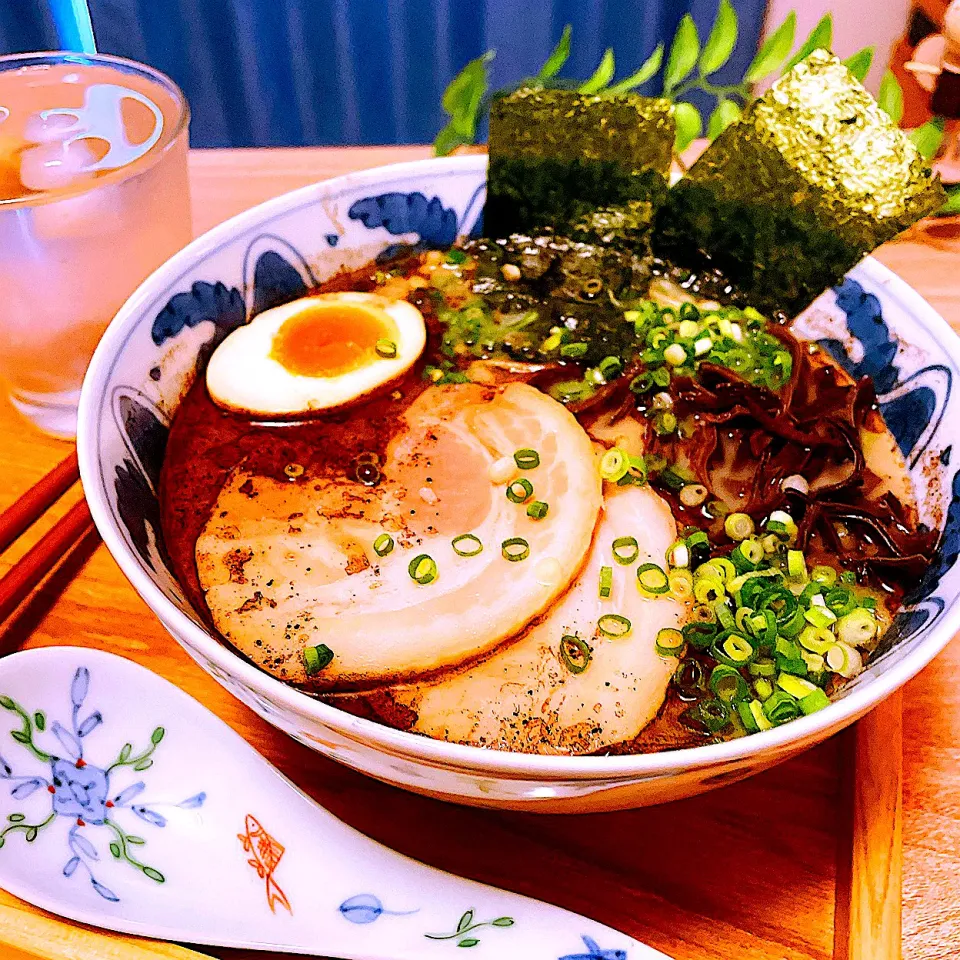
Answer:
[0, 452, 97, 630]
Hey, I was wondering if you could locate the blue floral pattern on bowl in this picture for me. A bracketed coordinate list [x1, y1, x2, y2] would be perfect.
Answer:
[78, 156, 960, 810]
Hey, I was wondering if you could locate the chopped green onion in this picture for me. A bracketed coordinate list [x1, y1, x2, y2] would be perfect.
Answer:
[452, 533, 483, 557]
[681, 622, 717, 652]
[731, 539, 764, 572]
[373, 533, 394, 557]
[679, 483, 709, 507]
[694, 578, 725, 604]
[800, 688, 830, 715]
[837, 608, 877, 647]
[612, 536, 640, 565]
[506, 478, 534, 503]
[710, 665, 749, 702]
[753, 677, 774, 700]
[559, 635, 592, 674]
[798, 625, 834, 655]
[749, 699, 773, 731]
[686, 529, 711, 551]
[598, 356, 623, 380]
[599, 565, 613, 599]
[654, 411, 678, 435]
[811, 565, 837, 586]
[860, 596, 878, 611]
[666, 540, 690, 568]
[714, 599, 736, 630]
[302, 643, 334, 676]
[721, 633, 755, 665]
[664, 343, 687, 366]
[637, 562, 669, 595]
[446, 249, 468, 264]
[375, 338, 398, 358]
[826, 642, 863, 678]
[787, 549, 807, 581]
[501, 537, 530, 562]
[408, 554, 438, 584]
[685, 698, 730, 733]
[513, 448, 540, 470]
[724, 512, 756, 541]
[669, 569, 694, 600]
[825, 588, 857, 618]
[749, 657, 777, 678]
[840, 570, 858, 585]
[599, 448, 630, 483]
[560, 342, 588, 359]
[598, 614, 632, 638]
[526, 500, 549, 520]
[652, 366, 671, 387]
[804, 605, 838, 628]
[763, 690, 799, 725]
[655, 627, 685, 657]
[777, 674, 818, 699]
[801, 651, 826, 674]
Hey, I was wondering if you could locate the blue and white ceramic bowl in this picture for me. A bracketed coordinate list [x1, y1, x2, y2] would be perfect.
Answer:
[77, 156, 960, 812]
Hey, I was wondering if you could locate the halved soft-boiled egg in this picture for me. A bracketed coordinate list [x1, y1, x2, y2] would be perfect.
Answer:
[205, 292, 426, 417]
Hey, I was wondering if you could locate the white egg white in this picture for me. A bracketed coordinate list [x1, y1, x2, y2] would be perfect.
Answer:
[205, 292, 426, 418]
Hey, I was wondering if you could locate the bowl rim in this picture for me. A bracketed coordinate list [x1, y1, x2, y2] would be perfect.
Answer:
[79, 154, 960, 780]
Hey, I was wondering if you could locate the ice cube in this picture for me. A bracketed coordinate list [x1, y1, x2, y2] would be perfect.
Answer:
[23, 110, 79, 144]
[19, 139, 97, 193]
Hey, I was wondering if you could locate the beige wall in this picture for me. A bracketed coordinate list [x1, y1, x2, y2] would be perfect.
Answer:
[761, 0, 913, 91]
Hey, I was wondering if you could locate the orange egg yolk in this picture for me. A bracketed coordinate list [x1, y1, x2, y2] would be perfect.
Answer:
[270, 302, 396, 378]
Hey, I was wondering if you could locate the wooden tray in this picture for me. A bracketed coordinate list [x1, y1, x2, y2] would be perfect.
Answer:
[0, 147, 957, 960]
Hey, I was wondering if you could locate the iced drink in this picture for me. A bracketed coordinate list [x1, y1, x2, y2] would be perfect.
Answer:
[0, 53, 191, 437]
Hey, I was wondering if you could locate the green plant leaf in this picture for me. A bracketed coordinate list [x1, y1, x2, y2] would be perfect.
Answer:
[33, 711, 45, 731]
[8, 813, 25, 823]
[10, 731, 29, 744]
[674, 101, 703, 153]
[607, 44, 664, 94]
[0, 696, 15, 710]
[579, 48, 615, 93]
[457, 939, 480, 948]
[707, 98, 742, 139]
[941, 186, 960, 215]
[537, 24, 572, 82]
[25, 827, 37, 842]
[878, 70, 904, 124]
[434, 51, 494, 155]
[745, 11, 796, 84]
[127, 835, 146, 845]
[492, 917, 515, 927]
[150, 726, 165, 745]
[109, 842, 121, 858]
[142, 866, 165, 883]
[118, 743, 132, 762]
[664, 15, 700, 91]
[784, 13, 832, 71]
[843, 47, 874, 82]
[700, 0, 738, 76]
[133, 759, 153, 772]
[910, 118, 945, 160]
[457, 910, 474, 933]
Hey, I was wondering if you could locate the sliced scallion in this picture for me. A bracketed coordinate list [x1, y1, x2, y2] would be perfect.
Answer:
[598, 613, 632, 638]
[836, 608, 877, 647]
[669, 569, 694, 600]
[599, 565, 613, 599]
[599, 448, 630, 483]
[506, 478, 534, 503]
[408, 554, 438, 584]
[303, 643, 334, 676]
[655, 627, 685, 657]
[612, 536, 640, 565]
[375, 338, 398, 359]
[724, 512, 756, 541]
[452, 533, 483, 557]
[526, 500, 549, 520]
[373, 533, 394, 557]
[513, 448, 540, 470]
[636, 562, 669, 595]
[501, 537, 530, 562]
[559, 635, 591, 674]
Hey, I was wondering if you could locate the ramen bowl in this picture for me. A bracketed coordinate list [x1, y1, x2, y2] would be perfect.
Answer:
[77, 156, 960, 812]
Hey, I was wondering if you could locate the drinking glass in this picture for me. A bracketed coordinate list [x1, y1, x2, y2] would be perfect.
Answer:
[0, 52, 192, 437]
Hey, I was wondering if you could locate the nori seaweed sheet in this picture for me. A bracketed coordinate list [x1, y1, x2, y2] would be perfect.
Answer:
[487, 88, 674, 239]
[655, 50, 946, 315]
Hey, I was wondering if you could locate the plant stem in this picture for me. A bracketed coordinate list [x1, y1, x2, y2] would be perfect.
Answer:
[0, 811, 55, 842]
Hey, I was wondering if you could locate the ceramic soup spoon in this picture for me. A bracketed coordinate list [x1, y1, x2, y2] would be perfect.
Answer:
[0, 647, 670, 960]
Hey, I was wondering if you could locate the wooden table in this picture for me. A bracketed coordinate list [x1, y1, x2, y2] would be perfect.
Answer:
[0, 146, 958, 960]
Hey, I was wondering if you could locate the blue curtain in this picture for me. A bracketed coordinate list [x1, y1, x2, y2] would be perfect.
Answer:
[2, 0, 767, 147]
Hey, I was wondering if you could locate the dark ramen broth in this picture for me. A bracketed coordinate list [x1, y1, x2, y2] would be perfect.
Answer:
[160, 247, 934, 755]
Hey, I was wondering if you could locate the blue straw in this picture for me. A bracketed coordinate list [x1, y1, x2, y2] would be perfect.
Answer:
[50, 0, 98, 55]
